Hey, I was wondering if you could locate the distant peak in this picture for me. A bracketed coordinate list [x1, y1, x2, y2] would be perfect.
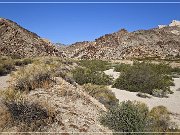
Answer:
[158, 20, 180, 28]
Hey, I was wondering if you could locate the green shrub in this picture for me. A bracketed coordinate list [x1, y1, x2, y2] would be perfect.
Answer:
[113, 62, 174, 96]
[79, 60, 111, 71]
[171, 67, 180, 75]
[13, 64, 55, 92]
[114, 63, 131, 72]
[72, 68, 112, 85]
[100, 101, 174, 133]
[100, 101, 149, 133]
[83, 84, 118, 108]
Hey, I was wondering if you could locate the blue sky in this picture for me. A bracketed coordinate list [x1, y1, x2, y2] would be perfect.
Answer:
[0, 1, 180, 44]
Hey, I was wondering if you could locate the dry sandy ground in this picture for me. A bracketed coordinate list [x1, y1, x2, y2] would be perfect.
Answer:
[104, 68, 180, 127]
[0, 74, 10, 90]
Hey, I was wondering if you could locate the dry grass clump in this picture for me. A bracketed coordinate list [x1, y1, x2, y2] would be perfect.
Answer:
[83, 83, 118, 108]
[148, 106, 171, 132]
[0, 56, 15, 76]
[0, 89, 56, 132]
[14, 58, 33, 66]
[12, 64, 55, 92]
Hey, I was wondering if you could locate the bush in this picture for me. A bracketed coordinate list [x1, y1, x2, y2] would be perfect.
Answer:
[3, 100, 55, 132]
[100, 101, 149, 133]
[0, 88, 55, 132]
[113, 62, 174, 96]
[13, 64, 55, 92]
[0, 58, 15, 76]
[148, 106, 170, 132]
[79, 60, 111, 71]
[83, 84, 118, 108]
[114, 63, 131, 72]
[100, 101, 174, 133]
[152, 89, 169, 98]
[14, 58, 33, 66]
[72, 68, 112, 85]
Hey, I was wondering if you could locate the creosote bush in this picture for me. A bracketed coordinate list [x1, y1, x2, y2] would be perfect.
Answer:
[13, 64, 55, 92]
[113, 62, 174, 96]
[72, 67, 112, 85]
[83, 83, 118, 108]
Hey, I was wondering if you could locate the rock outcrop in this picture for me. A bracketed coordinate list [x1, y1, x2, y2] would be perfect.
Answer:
[65, 21, 180, 60]
[0, 18, 65, 58]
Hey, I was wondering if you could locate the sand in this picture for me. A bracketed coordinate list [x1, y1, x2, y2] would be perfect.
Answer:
[0, 74, 10, 90]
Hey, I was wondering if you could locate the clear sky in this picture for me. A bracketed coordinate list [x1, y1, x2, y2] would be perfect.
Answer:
[0, 0, 180, 44]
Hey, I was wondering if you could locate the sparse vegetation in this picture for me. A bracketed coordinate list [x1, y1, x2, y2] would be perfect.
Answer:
[14, 58, 33, 66]
[0, 57, 15, 76]
[13, 64, 55, 92]
[0, 88, 56, 132]
[83, 83, 118, 108]
[72, 67, 112, 85]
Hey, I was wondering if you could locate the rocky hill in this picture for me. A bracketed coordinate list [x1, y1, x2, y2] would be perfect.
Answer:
[65, 20, 180, 60]
[0, 18, 65, 58]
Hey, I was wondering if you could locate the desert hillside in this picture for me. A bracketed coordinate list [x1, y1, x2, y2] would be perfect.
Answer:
[0, 18, 180, 134]
[0, 18, 65, 58]
[65, 20, 180, 60]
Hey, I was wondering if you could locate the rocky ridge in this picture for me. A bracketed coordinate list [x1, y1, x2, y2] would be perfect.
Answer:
[0, 18, 65, 58]
[65, 20, 180, 60]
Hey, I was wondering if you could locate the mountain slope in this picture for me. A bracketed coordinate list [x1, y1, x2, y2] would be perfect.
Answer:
[0, 18, 64, 58]
[65, 20, 180, 60]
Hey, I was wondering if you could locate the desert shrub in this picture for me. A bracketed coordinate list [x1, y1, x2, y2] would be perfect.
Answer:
[113, 62, 174, 96]
[100, 101, 149, 133]
[72, 67, 112, 85]
[79, 59, 111, 71]
[0, 88, 55, 132]
[100, 101, 174, 134]
[0, 89, 22, 102]
[14, 58, 33, 66]
[3, 100, 55, 132]
[148, 106, 171, 132]
[0, 57, 15, 76]
[171, 67, 180, 75]
[13, 64, 55, 92]
[114, 63, 131, 72]
[83, 84, 118, 108]
[152, 89, 169, 98]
